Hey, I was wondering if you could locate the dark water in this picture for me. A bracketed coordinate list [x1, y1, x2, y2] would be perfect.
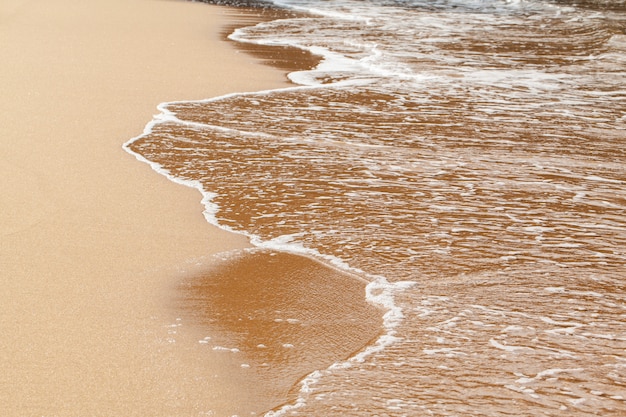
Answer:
[127, 0, 626, 415]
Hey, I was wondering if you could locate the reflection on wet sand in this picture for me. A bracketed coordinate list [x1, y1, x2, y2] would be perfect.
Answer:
[177, 249, 382, 411]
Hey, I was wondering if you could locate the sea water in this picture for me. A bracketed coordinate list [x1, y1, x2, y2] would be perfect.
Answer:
[126, 0, 626, 414]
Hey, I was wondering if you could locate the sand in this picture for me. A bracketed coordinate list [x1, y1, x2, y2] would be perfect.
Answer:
[0, 0, 383, 415]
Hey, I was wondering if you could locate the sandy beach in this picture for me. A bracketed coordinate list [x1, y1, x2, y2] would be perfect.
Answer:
[0, 0, 284, 415]
[4, 0, 624, 415]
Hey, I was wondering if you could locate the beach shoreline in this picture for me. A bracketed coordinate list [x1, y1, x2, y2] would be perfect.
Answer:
[1, 0, 382, 414]
[5, 0, 624, 415]
[120, 3, 385, 415]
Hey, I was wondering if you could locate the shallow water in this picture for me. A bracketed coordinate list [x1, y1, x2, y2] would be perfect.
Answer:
[128, 0, 626, 415]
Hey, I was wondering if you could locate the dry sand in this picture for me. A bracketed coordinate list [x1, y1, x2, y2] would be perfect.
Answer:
[0, 0, 286, 415]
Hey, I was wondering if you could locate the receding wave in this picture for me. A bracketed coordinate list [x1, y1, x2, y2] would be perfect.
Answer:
[126, 0, 626, 414]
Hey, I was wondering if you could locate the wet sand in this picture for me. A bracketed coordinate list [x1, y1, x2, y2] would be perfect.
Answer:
[0, 0, 381, 415]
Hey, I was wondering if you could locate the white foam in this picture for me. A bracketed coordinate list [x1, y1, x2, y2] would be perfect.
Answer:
[585, 175, 623, 184]
[489, 338, 535, 353]
[212, 346, 240, 353]
[270, 0, 372, 22]
[423, 348, 467, 357]
[505, 384, 540, 398]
